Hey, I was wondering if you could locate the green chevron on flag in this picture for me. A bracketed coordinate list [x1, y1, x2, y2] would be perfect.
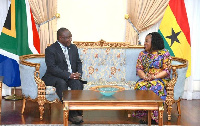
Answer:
[159, 0, 191, 77]
[0, 0, 40, 87]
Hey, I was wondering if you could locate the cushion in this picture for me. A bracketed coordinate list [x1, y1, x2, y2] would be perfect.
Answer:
[45, 86, 60, 101]
[45, 86, 56, 95]
[84, 81, 136, 90]
[79, 48, 126, 82]
[125, 48, 142, 82]
[19, 64, 38, 99]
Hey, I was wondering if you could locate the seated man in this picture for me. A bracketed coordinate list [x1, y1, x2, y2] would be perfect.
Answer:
[42, 27, 83, 124]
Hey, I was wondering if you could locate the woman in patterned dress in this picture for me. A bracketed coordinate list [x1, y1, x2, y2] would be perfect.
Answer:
[133, 32, 171, 124]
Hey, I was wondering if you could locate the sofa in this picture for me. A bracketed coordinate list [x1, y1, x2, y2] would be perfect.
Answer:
[19, 40, 188, 120]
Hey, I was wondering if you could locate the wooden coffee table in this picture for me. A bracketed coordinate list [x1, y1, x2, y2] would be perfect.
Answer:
[63, 90, 164, 126]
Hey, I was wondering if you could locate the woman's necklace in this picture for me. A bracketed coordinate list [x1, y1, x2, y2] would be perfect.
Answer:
[143, 53, 154, 73]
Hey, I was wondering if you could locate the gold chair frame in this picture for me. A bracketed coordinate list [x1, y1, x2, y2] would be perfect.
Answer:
[19, 54, 61, 120]
[166, 56, 188, 120]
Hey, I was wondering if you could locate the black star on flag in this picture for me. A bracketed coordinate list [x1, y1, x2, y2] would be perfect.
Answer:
[166, 28, 181, 47]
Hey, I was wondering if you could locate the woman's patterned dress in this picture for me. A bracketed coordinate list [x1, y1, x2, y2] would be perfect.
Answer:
[133, 49, 171, 122]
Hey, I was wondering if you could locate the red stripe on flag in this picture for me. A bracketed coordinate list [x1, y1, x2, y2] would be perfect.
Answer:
[30, 9, 40, 53]
[169, 0, 190, 45]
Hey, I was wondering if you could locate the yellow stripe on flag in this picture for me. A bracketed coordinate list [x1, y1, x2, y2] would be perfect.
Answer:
[2, 0, 16, 38]
[160, 5, 191, 77]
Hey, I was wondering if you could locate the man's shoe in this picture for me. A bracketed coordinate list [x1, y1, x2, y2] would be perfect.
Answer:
[76, 116, 83, 121]
[139, 119, 147, 124]
[68, 116, 84, 124]
[139, 119, 158, 124]
[151, 119, 158, 124]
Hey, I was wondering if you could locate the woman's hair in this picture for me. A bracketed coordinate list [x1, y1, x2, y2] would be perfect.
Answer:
[147, 32, 164, 50]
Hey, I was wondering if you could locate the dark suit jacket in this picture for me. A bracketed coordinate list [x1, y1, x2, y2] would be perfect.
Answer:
[42, 41, 82, 86]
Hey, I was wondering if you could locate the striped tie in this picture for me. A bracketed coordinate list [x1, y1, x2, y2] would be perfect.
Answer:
[64, 48, 72, 73]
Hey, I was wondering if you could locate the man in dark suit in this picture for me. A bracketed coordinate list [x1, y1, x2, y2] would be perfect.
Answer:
[42, 27, 83, 124]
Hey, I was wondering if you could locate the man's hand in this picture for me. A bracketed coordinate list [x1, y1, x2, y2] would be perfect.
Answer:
[69, 72, 81, 80]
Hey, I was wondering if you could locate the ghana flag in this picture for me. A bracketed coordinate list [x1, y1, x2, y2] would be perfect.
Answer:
[0, 0, 40, 87]
[159, 0, 191, 77]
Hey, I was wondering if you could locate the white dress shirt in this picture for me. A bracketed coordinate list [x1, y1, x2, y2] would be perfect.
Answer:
[58, 41, 72, 73]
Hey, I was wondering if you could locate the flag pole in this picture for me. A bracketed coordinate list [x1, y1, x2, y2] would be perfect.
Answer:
[0, 76, 4, 113]
[4, 87, 22, 100]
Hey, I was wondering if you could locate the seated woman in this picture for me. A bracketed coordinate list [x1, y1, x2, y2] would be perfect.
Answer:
[133, 32, 171, 124]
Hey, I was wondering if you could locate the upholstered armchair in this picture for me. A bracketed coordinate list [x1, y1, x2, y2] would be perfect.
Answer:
[166, 57, 188, 120]
[19, 54, 61, 120]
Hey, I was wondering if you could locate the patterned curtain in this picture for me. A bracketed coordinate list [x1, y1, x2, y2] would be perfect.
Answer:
[125, 0, 169, 45]
[28, 0, 57, 54]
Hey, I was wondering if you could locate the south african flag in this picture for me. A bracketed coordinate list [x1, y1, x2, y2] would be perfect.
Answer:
[0, 0, 40, 87]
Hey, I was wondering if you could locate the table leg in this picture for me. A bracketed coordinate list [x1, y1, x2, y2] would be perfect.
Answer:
[148, 110, 151, 126]
[63, 102, 69, 126]
[158, 103, 164, 126]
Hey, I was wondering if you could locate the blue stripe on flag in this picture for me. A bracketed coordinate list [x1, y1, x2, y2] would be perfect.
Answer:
[0, 54, 21, 87]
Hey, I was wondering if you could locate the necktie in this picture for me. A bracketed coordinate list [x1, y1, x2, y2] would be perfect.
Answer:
[64, 48, 72, 73]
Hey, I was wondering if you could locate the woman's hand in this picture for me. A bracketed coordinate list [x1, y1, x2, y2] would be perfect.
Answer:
[138, 70, 157, 81]
[143, 75, 148, 81]
[145, 73, 156, 81]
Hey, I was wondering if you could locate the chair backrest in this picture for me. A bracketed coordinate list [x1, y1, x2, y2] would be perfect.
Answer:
[19, 62, 38, 99]
[125, 48, 143, 82]
[19, 55, 46, 99]
[78, 48, 143, 83]
[171, 57, 188, 100]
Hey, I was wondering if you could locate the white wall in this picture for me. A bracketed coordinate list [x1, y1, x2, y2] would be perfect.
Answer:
[57, 0, 127, 42]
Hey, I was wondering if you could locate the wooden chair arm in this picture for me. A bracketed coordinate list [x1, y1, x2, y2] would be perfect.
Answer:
[19, 54, 45, 67]
[171, 56, 188, 69]
[165, 56, 188, 121]
[166, 56, 188, 105]
[166, 66, 177, 105]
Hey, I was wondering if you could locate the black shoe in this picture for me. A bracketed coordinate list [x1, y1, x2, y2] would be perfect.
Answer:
[68, 116, 84, 124]
[151, 119, 157, 124]
[139, 119, 147, 124]
[139, 119, 157, 124]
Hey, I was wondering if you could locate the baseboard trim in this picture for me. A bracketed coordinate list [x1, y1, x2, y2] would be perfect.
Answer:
[182, 91, 200, 100]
